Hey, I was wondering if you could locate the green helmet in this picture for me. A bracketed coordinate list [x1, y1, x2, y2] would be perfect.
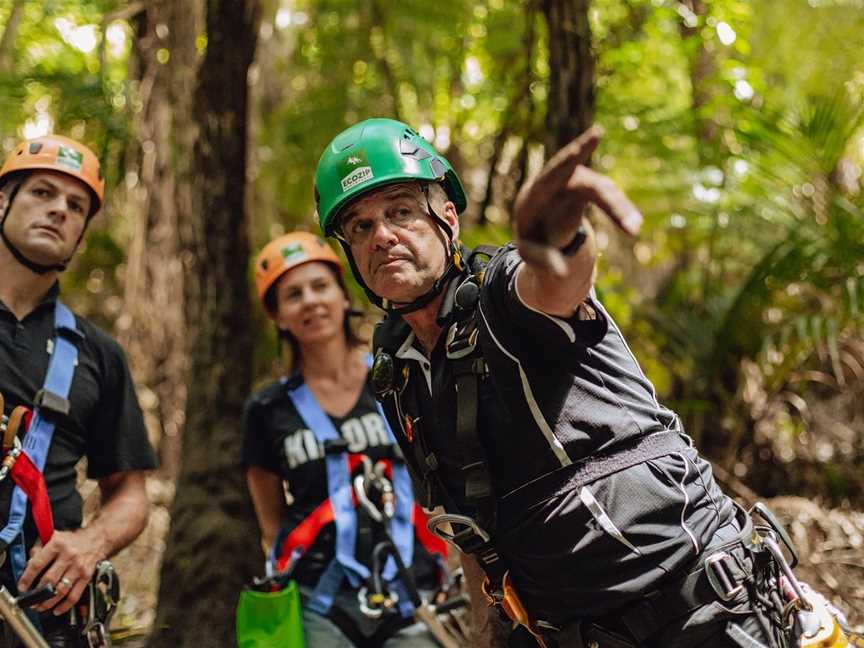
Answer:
[314, 118, 467, 237]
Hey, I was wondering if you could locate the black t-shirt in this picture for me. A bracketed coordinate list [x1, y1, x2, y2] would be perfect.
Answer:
[242, 374, 439, 592]
[0, 284, 157, 548]
[374, 245, 736, 624]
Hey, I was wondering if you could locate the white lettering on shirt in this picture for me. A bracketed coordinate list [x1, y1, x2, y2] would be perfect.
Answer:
[282, 412, 391, 470]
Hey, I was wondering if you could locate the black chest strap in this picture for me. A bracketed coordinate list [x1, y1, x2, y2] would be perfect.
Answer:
[447, 316, 492, 503]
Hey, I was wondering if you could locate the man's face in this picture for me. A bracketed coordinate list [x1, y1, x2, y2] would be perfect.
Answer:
[0, 171, 91, 267]
[339, 184, 459, 304]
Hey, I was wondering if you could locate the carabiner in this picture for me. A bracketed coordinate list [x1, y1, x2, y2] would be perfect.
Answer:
[427, 513, 490, 547]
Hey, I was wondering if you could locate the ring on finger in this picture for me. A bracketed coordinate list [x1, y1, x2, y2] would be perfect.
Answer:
[58, 576, 72, 590]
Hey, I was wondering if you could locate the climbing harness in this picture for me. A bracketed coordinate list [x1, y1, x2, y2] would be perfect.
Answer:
[0, 301, 82, 581]
[278, 368, 418, 618]
[0, 304, 121, 647]
[742, 503, 864, 648]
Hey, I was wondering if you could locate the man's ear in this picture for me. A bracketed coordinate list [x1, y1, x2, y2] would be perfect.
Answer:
[444, 201, 460, 240]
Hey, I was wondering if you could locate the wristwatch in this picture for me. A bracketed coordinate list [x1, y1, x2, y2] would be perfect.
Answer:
[559, 223, 588, 257]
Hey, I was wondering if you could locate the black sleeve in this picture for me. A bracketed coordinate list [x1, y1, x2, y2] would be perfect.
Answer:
[84, 334, 157, 479]
[482, 244, 608, 349]
[241, 394, 281, 475]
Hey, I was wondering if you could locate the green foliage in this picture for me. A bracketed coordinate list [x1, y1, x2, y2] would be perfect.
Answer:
[4, 0, 864, 498]
[0, 0, 135, 320]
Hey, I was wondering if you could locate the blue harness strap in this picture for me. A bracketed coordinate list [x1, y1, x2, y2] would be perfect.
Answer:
[0, 301, 82, 582]
[287, 355, 416, 616]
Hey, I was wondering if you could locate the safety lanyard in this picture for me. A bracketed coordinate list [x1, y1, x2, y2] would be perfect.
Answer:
[0, 301, 81, 580]
[285, 355, 415, 613]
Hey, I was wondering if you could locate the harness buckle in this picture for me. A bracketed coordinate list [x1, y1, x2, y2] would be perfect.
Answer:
[704, 551, 743, 602]
[445, 323, 478, 360]
[33, 388, 71, 417]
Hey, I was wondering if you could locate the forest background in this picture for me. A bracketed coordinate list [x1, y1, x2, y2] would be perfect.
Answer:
[1, 0, 862, 645]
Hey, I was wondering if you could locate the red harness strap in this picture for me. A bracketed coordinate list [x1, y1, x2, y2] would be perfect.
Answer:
[412, 505, 448, 560]
[275, 498, 335, 572]
[9, 451, 54, 546]
[274, 454, 448, 572]
[1, 408, 54, 546]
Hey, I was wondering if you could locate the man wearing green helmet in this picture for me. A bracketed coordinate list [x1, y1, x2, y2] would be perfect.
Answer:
[313, 120, 812, 648]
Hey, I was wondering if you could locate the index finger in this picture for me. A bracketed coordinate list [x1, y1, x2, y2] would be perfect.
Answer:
[568, 166, 642, 236]
[539, 125, 604, 186]
[17, 541, 55, 592]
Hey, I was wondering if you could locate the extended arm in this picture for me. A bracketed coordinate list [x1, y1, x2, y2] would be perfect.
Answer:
[513, 126, 642, 317]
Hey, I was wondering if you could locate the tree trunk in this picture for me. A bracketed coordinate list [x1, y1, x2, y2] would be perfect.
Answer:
[148, 1, 261, 645]
[542, 0, 595, 153]
[0, 0, 26, 74]
[679, 0, 719, 162]
[121, 0, 201, 481]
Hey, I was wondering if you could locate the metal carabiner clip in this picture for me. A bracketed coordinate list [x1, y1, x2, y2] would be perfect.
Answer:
[427, 513, 490, 547]
[761, 536, 812, 612]
[0, 436, 23, 484]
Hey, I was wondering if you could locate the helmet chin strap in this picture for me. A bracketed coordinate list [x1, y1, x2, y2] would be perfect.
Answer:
[339, 185, 465, 316]
[0, 184, 73, 275]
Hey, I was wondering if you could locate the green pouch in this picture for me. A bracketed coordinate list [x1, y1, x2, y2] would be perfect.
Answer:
[236, 579, 306, 648]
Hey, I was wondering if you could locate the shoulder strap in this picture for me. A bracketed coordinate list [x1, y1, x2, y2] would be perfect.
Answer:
[361, 354, 416, 580]
[0, 300, 83, 581]
[445, 271, 497, 531]
[24, 302, 82, 467]
[287, 380, 370, 588]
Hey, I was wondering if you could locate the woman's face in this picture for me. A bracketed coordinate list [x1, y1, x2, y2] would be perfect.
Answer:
[273, 261, 349, 346]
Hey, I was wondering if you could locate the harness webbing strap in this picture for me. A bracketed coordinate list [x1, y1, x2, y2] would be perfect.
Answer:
[287, 382, 371, 588]
[0, 301, 80, 581]
[453, 356, 491, 502]
[273, 500, 448, 575]
[274, 499, 336, 573]
[9, 451, 54, 546]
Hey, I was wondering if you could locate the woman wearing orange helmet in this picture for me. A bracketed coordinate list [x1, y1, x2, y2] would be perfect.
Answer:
[242, 232, 445, 647]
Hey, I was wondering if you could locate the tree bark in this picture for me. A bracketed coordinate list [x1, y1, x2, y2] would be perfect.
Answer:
[121, 0, 200, 481]
[148, 1, 261, 645]
[0, 0, 26, 74]
[542, 0, 595, 153]
[679, 0, 719, 162]
[481, 2, 539, 225]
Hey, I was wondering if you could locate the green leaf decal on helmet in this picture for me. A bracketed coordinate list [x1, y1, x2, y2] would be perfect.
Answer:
[314, 118, 467, 237]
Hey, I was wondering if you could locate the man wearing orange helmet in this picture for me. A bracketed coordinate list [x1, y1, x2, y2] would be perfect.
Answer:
[0, 135, 156, 646]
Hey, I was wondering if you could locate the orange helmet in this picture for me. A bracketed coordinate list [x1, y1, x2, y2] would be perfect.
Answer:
[0, 135, 105, 214]
[254, 231, 343, 312]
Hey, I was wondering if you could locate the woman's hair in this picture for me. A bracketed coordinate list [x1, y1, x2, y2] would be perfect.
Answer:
[263, 264, 366, 374]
